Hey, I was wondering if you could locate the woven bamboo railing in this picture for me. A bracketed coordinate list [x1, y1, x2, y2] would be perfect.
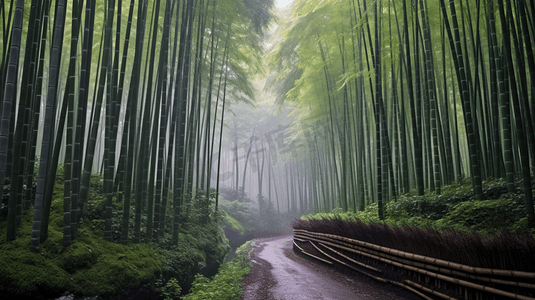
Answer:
[293, 229, 535, 300]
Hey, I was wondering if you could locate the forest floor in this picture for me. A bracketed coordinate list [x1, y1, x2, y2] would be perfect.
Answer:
[240, 235, 420, 300]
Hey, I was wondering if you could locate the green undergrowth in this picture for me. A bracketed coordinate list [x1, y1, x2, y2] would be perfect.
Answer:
[218, 187, 295, 250]
[223, 211, 246, 236]
[0, 208, 162, 299]
[181, 240, 254, 300]
[0, 171, 230, 299]
[301, 177, 535, 237]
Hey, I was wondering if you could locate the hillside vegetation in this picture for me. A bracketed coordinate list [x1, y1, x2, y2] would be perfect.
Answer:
[0, 169, 294, 299]
[295, 177, 535, 272]
[1, 171, 229, 299]
[300, 177, 535, 238]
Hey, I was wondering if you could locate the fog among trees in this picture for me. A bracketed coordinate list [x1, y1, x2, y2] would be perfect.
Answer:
[2, 0, 534, 252]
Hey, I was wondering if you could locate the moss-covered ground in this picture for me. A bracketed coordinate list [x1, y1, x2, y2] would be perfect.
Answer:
[0, 168, 297, 300]
[0, 172, 231, 299]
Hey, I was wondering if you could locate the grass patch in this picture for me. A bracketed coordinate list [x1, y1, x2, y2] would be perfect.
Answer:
[182, 240, 254, 300]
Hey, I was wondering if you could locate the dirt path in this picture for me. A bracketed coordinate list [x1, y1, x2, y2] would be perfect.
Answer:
[240, 235, 420, 300]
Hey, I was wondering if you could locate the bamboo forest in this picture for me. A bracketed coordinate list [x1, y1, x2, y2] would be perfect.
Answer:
[1, 0, 535, 299]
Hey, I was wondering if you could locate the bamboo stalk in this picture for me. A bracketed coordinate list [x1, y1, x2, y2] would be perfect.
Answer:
[318, 234, 535, 290]
[293, 240, 305, 252]
[295, 232, 535, 300]
[404, 280, 459, 300]
[294, 240, 333, 265]
[307, 240, 434, 300]
[390, 281, 435, 300]
[375, 244, 535, 289]
[406, 266, 535, 300]
[318, 242, 382, 273]
[309, 241, 388, 283]
[294, 230, 535, 279]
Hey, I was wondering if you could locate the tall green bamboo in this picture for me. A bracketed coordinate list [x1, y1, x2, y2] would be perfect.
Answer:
[497, 0, 535, 227]
[122, 0, 147, 244]
[30, 0, 66, 251]
[3, 0, 26, 241]
[72, 0, 96, 240]
[173, 0, 195, 245]
[9, 0, 43, 231]
[440, 0, 483, 199]
[63, 0, 82, 246]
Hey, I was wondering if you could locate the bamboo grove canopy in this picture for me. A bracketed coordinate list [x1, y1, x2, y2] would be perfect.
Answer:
[0, 0, 275, 250]
[267, 0, 534, 224]
[1, 0, 535, 253]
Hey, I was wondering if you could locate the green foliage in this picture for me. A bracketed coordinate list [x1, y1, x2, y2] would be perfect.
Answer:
[437, 198, 528, 236]
[0, 207, 162, 298]
[387, 194, 449, 220]
[224, 212, 245, 236]
[301, 178, 535, 238]
[71, 245, 160, 295]
[0, 171, 232, 299]
[219, 197, 255, 229]
[0, 224, 71, 298]
[301, 204, 381, 225]
[155, 277, 182, 300]
[182, 240, 253, 300]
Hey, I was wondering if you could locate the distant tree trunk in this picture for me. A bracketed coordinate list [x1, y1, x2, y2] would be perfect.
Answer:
[241, 131, 255, 192]
[233, 119, 239, 191]
[215, 48, 230, 211]
[256, 138, 265, 211]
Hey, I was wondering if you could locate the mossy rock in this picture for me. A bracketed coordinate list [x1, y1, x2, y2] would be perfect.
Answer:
[59, 243, 101, 273]
[0, 239, 72, 299]
[0, 216, 162, 299]
[68, 242, 162, 296]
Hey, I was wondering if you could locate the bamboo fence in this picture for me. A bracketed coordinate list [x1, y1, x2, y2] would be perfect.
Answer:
[293, 229, 535, 300]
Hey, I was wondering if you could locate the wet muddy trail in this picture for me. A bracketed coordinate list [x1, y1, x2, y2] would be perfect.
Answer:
[240, 235, 420, 300]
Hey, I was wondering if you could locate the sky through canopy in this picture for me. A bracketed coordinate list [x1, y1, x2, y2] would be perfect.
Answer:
[276, 0, 293, 8]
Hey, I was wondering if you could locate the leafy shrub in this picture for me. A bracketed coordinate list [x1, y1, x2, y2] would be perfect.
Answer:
[219, 187, 252, 203]
[224, 212, 245, 236]
[219, 197, 255, 230]
[301, 203, 381, 224]
[182, 240, 253, 300]
[155, 277, 182, 300]
[300, 177, 534, 238]
[387, 194, 448, 220]
[441, 198, 523, 235]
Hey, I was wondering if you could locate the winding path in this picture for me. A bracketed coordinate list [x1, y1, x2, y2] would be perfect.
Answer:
[240, 235, 420, 300]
